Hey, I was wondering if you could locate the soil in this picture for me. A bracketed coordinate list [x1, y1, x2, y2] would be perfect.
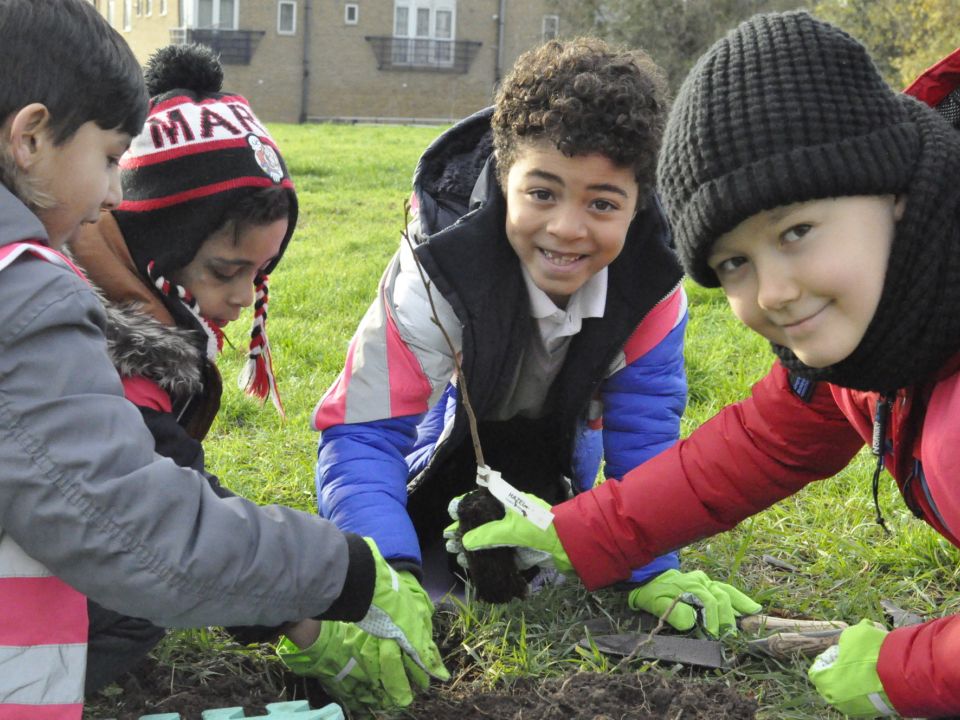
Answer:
[454, 487, 529, 604]
[403, 671, 757, 720]
[84, 654, 757, 720]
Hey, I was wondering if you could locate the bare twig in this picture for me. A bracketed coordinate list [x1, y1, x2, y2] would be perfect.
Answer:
[400, 199, 485, 467]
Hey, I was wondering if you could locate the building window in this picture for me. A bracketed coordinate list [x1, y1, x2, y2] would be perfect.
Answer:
[345, 3, 358, 24]
[392, 0, 455, 67]
[144, 0, 152, 15]
[542, 14, 558, 41]
[123, 0, 131, 29]
[277, 0, 296, 34]
[107, 0, 116, 25]
[196, 0, 237, 29]
[160, 0, 168, 14]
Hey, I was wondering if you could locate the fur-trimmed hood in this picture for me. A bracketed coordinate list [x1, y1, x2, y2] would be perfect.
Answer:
[103, 301, 203, 398]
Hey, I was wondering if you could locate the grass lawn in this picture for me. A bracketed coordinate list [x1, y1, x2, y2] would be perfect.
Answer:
[165, 122, 958, 719]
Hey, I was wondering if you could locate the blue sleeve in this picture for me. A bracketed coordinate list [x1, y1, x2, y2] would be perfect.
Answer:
[601, 317, 687, 477]
[316, 415, 423, 566]
[601, 314, 688, 583]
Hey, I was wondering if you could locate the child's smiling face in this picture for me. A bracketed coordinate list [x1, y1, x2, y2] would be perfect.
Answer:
[171, 217, 287, 328]
[502, 141, 639, 308]
[708, 195, 906, 368]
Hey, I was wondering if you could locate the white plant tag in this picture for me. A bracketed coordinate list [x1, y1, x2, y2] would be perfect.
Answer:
[476, 465, 555, 530]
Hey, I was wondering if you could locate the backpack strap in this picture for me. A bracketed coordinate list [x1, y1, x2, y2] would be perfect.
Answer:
[904, 48, 960, 127]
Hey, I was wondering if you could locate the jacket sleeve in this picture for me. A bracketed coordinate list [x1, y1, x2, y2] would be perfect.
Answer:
[877, 615, 960, 717]
[0, 258, 374, 627]
[598, 287, 688, 583]
[600, 288, 688, 478]
[554, 362, 865, 590]
[317, 416, 424, 567]
[139, 404, 235, 498]
[313, 241, 461, 569]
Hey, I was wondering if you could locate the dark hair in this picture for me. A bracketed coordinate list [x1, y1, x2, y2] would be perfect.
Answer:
[492, 37, 669, 196]
[221, 186, 293, 246]
[0, 0, 148, 144]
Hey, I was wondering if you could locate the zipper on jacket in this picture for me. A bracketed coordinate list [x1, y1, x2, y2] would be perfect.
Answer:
[870, 393, 893, 534]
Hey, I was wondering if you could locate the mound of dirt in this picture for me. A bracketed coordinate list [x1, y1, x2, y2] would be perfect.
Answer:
[404, 671, 757, 720]
[85, 656, 756, 720]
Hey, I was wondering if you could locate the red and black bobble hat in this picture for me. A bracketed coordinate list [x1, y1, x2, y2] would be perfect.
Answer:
[114, 43, 297, 413]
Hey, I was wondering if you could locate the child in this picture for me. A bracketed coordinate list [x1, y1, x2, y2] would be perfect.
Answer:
[0, 2, 444, 715]
[457, 12, 960, 719]
[308, 37, 755, 631]
[68, 42, 296, 693]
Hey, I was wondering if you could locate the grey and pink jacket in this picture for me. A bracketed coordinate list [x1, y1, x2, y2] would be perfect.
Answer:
[0, 186, 375, 717]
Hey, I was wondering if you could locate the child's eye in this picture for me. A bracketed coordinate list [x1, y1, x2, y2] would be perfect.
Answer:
[591, 199, 619, 212]
[713, 256, 747, 276]
[528, 189, 553, 202]
[107, 156, 121, 168]
[782, 224, 811, 243]
[211, 268, 237, 282]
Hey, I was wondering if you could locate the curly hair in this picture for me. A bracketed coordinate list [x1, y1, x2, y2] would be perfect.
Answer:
[492, 37, 669, 197]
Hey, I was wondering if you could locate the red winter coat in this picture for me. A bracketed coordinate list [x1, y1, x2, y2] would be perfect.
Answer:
[555, 360, 960, 717]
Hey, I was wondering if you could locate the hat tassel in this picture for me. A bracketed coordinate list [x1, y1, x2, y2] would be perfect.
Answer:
[239, 275, 285, 417]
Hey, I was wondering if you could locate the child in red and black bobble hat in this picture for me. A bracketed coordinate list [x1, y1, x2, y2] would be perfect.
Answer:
[71, 43, 299, 691]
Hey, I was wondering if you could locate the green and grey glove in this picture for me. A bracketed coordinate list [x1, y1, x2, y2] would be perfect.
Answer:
[627, 569, 761, 637]
[278, 621, 428, 713]
[808, 619, 896, 717]
[357, 537, 449, 681]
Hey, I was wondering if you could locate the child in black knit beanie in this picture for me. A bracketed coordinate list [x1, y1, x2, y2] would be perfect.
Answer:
[454, 12, 960, 718]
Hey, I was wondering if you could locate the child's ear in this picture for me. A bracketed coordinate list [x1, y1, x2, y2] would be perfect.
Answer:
[6, 104, 52, 171]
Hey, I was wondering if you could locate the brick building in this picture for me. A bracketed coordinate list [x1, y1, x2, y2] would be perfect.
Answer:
[89, 0, 564, 123]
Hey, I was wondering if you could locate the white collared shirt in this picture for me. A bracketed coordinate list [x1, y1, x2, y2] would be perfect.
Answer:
[491, 268, 608, 420]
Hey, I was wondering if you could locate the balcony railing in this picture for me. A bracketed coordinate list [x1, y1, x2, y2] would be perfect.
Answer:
[365, 37, 482, 74]
[169, 27, 265, 65]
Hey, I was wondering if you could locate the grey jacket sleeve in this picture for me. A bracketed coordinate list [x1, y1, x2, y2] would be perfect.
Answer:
[0, 258, 373, 627]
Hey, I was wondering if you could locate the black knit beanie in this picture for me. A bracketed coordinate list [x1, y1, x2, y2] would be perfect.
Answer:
[658, 11, 960, 392]
[114, 44, 297, 413]
[659, 11, 920, 287]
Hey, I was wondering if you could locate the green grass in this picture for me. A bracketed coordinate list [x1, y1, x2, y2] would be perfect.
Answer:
[174, 122, 958, 718]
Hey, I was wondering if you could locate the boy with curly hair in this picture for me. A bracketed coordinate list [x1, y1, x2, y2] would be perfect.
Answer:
[286, 40, 757, 700]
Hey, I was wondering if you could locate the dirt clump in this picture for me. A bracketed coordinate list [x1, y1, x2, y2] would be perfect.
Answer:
[403, 670, 757, 720]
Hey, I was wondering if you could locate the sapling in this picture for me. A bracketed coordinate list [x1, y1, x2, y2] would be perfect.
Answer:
[400, 202, 530, 603]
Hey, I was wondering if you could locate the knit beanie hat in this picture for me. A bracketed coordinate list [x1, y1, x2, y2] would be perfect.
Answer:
[114, 44, 297, 414]
[657, 11, 960, 395]
[658, 11, 919, 288]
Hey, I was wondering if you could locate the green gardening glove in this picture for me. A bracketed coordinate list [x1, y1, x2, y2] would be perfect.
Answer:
[357, 538, 449, 681]
[278, 621, 428, 714]
[808, 619, 896, 717]
[448, 491, 574, 574]
[627, 569, 762, 638]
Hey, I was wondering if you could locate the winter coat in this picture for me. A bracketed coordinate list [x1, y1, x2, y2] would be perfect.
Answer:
[555, 359, 960, 718]
[0, 186, 375, 713]
[313, 108, 688, 579]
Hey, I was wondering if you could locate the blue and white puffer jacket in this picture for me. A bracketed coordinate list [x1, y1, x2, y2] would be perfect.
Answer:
[312, 108, 688, 582]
